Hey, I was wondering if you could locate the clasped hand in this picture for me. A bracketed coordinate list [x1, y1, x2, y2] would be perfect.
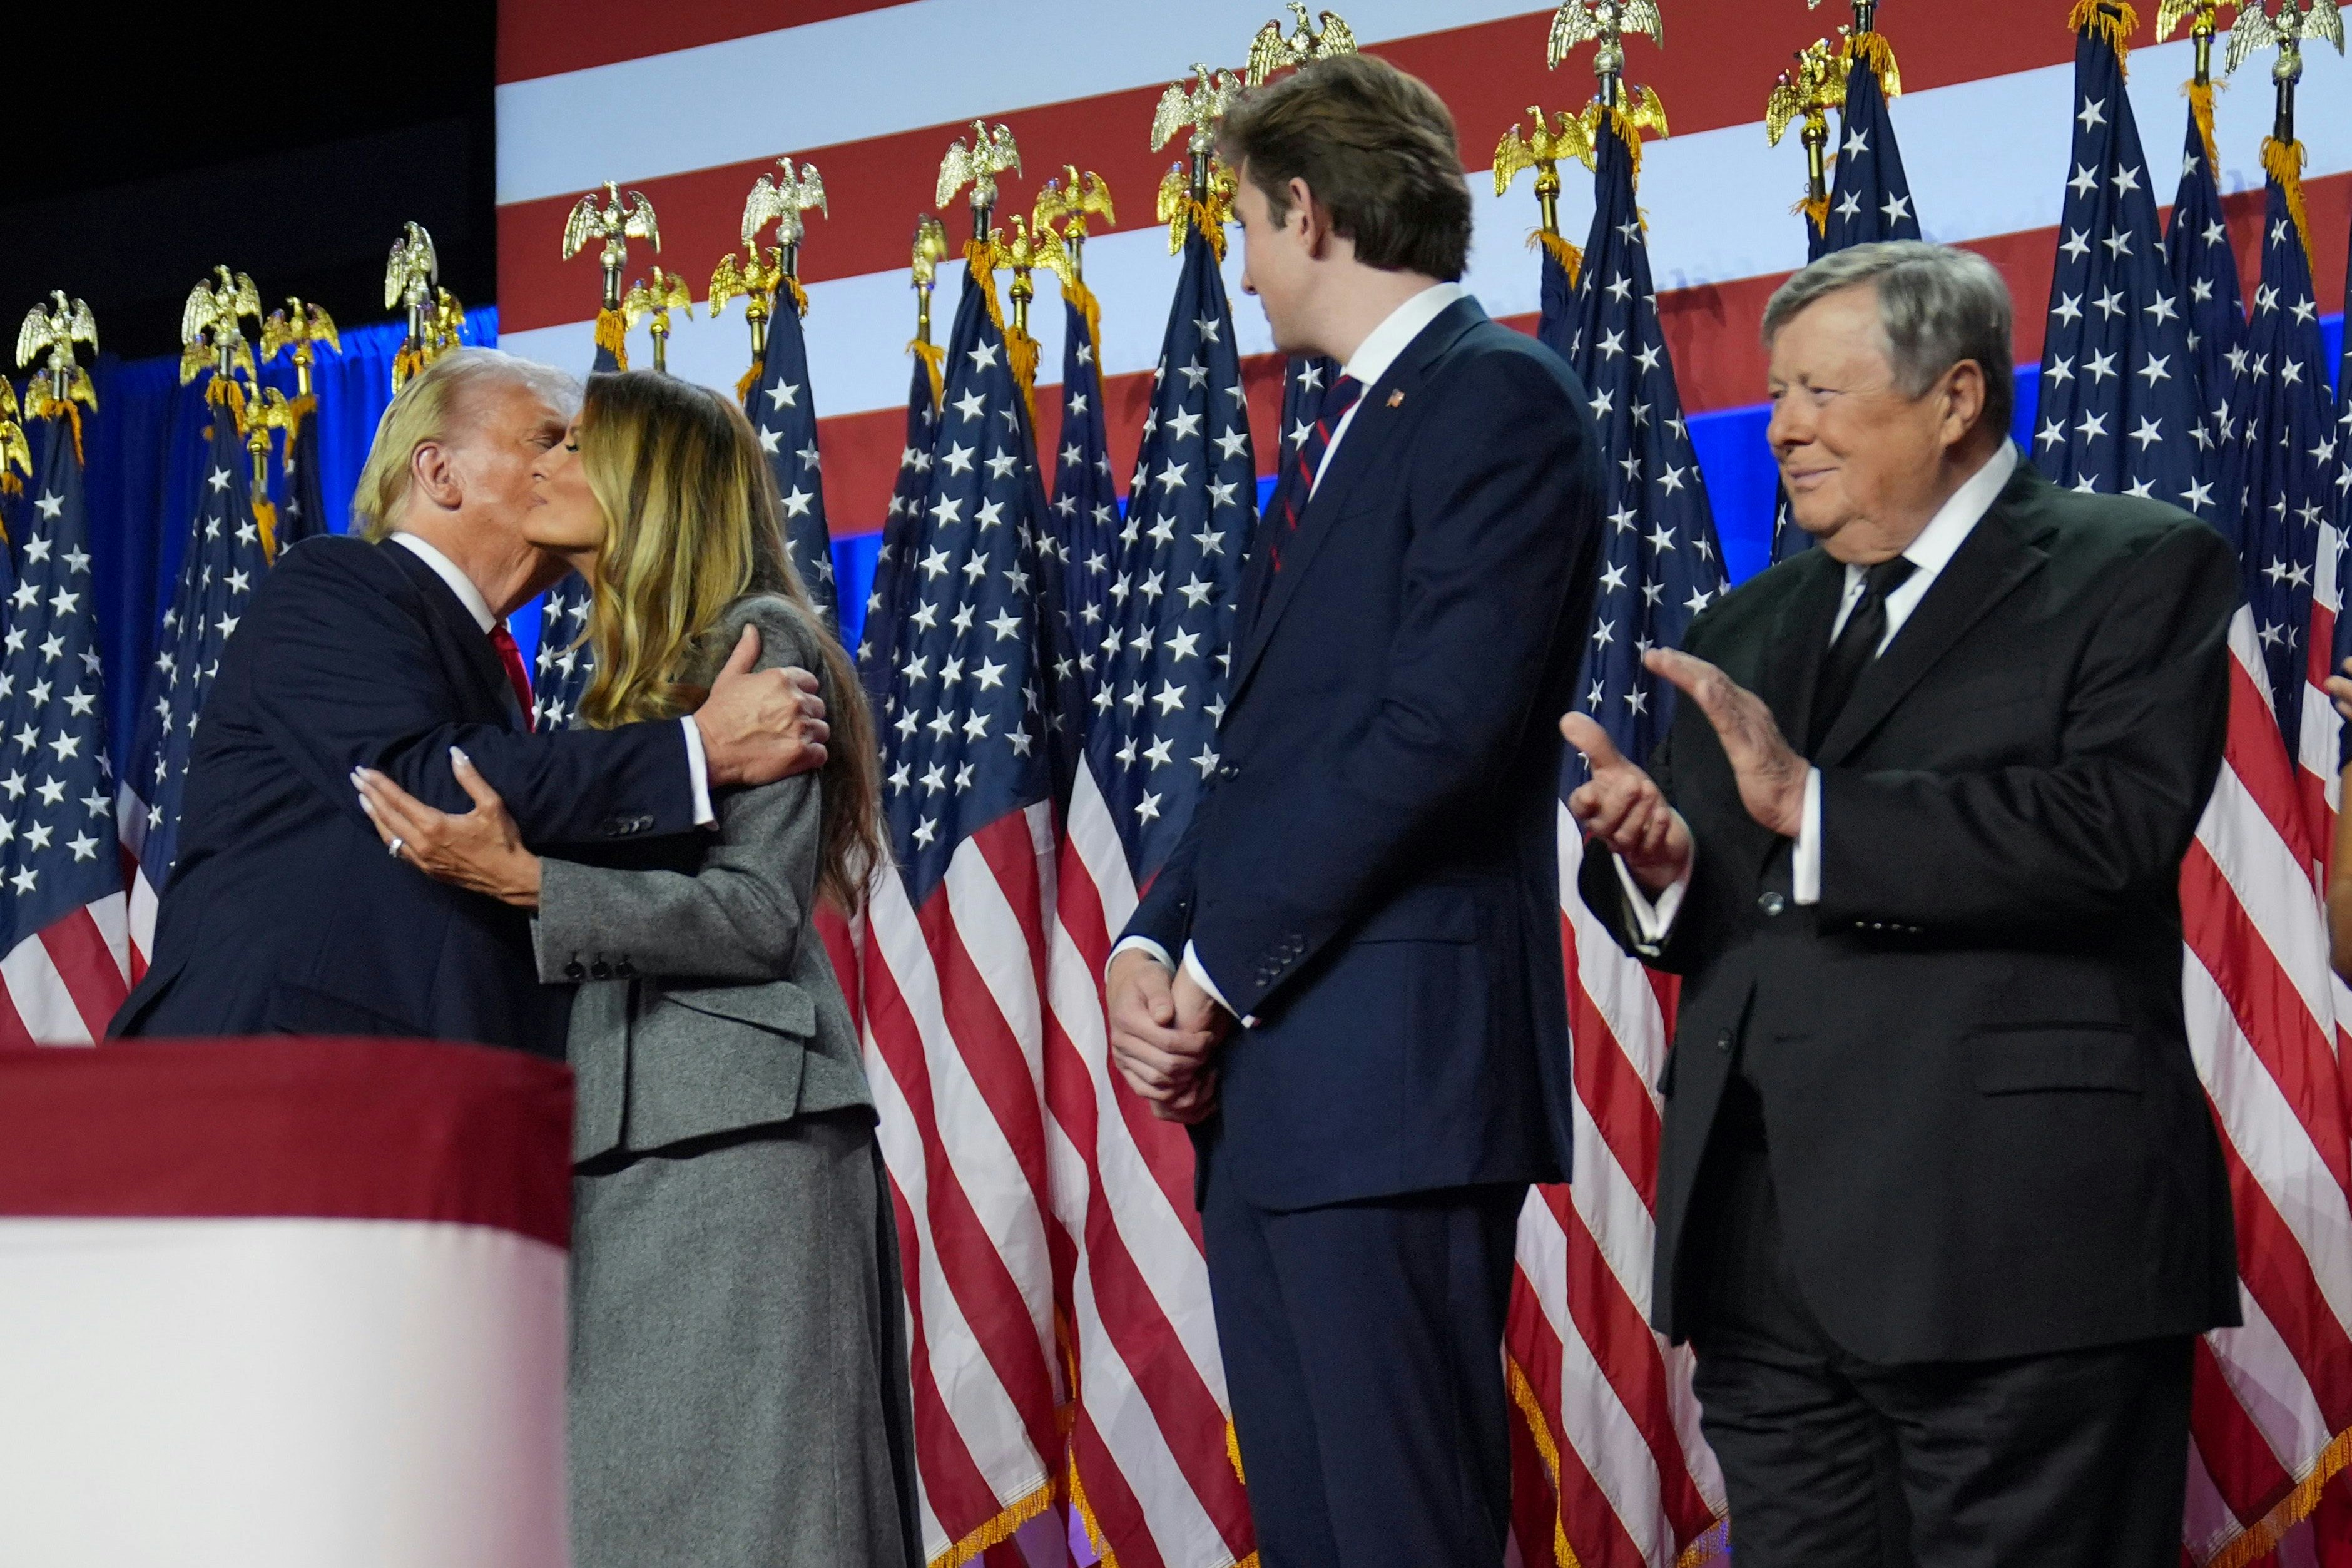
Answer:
[1107, 950, 1229, 1124]
[356, 748, 542, 908]
[1561, 648, 1808, 889]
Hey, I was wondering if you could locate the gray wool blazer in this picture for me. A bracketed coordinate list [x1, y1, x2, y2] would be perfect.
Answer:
[534, 594, 872, 1161]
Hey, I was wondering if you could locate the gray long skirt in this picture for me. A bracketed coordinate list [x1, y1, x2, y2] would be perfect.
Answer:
[568, 1112, 922, 1568]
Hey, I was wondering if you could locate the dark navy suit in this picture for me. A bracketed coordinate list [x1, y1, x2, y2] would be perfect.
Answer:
[1123, 296, 1604, 1564]
[113, 536, 701, 1057]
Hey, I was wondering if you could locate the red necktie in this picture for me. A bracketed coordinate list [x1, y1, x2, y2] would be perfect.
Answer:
[489, 621, 535, 730]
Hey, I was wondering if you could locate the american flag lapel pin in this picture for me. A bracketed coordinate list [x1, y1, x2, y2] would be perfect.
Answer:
[1387, 389, 1405, 408]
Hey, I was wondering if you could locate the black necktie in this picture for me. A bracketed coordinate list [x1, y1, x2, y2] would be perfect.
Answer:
[1808, 557, 1917, 755]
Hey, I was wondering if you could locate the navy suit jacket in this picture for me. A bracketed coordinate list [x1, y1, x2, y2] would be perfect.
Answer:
[112, 536, 702, 1057]
[1124, 297, 1606, 1211]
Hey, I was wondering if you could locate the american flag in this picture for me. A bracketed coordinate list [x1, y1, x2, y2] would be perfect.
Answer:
[122, 382, 275, 965]
[529, 337, 616, 731]
[2163, 79, 2243, 449]
[275, 393, 328, 552]
[856, 247, 1068, 1566]
[745, 290, 841, 630]
[1049, 282, 1117, 697]
[2029, 16, 2201, 512]
[858, 353, 940, 710]
[2220, 153, 2343, 819]
[1773, 26, 1920, 563]
[0, 410, 128, 1046]
[1042, 222, 1257, 1568]
[1513, 103, 1729, 1568]
[2035, 14, 2352, 1563]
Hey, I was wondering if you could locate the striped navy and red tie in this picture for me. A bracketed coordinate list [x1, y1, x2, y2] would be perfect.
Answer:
[1268, 372, 1364, 575]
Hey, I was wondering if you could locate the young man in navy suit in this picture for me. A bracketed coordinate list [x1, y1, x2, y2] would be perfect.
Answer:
[1106, 56, 1606, 1566]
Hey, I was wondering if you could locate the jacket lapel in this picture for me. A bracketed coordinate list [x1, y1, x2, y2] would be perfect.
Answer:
[380, 539, 524, 728]
[1759, 550, 1846, 758]
[1226, 297, 1487, 708]
[1813, 468, 2049, 768]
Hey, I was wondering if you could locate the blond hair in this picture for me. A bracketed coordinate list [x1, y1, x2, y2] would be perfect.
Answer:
[350, 349, 581, 540]
[573, 371, 882, 910]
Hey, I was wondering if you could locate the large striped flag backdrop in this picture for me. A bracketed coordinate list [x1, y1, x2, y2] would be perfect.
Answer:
[2035, 9, 2351, 1561]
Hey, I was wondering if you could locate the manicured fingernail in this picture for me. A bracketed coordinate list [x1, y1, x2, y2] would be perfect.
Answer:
[451, 746, 470, 766]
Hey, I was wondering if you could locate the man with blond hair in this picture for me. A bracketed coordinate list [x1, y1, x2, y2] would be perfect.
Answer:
[113, 349, 828, 1056]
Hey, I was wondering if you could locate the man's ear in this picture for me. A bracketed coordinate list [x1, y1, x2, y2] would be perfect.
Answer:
[410, 439, 464, 512]
[1938, 360, 1988, 448]
[1288, 176, 1329, 255]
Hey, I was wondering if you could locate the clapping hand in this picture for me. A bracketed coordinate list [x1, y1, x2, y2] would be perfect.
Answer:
[1560, 713, 1692, 893]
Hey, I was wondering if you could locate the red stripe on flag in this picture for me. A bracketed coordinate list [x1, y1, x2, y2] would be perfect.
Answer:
[2182, 841, 2352, 1200]
[38, 906, 127, 1044]
[1065, 1408, 1170, 1568]
[2211, 1101, 2352, 1434]
[878, 1159, 1017, 1545]
[496, 0, 905, 82]
[861, 913, 1064, 1474]
[1564, 942, 1664, 1211]
[2191, 1332, 2301, 1535]
[0, 962, 34, 1050]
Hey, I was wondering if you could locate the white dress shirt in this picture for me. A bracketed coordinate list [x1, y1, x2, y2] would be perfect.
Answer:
[390, 531, 714, 825]
[1616, 439, 2019, 939]
[1112, 282, 1470, 1017]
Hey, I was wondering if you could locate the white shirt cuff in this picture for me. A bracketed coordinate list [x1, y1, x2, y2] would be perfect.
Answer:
[1793, 766, 1823, 905]
[680, 717, 716, 827]
[1111, 935, 1173, 975]
[1612, 821, 1693, 951]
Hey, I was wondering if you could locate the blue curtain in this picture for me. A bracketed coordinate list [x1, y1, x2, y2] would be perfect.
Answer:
[46, 304, 2347, 775]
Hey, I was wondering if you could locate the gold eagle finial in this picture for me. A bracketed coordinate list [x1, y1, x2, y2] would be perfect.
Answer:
[1246, 3, 1358, 86]
[262, 298, 341, 399]
[1548, 0, 1665, 73]
[620, 267, 694, 374]
[180, 266, 262, 386]
[1766, 38, 1846, 147]
[0, 378, 26, 500]
[2224, 0, 2344, 79]
[743, 158, 829, 253]
[563, 181, 662, 312]
[1153, 64, 1248, 157]
[1033, 168, 1116, 287]
[13, 291, 98, 428]
[936, 121, 1022, 233]
[1495, 107, 1597, 236]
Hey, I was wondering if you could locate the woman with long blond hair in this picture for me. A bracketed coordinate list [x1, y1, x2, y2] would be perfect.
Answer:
[354, 371, 919, 1568]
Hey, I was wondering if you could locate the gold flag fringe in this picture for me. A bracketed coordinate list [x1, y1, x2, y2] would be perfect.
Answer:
[593, 307, 631, 371]
[1529, 228, 1586, 289]
[2069, 2, 2139, 73]
[2187, 78, 2222, 175]
[1843, 26, 1903, 98]
[288, 392, 317, 424]
[1226, 1417, 1246, 1484]
[30, 402, 86, 466]
[1794, 194, 1831, 243]
[1504, 1353, 1586, 1568]
[781, 275, 810, 318]
[961, 240, 1040, 426]
[391, 345, 424, 394]
[2206, 1427, 2352, 1568]
[2262, 136, 2314, 263]
[910, 339, 947, 407]
[204, 372, 248, 432]
[252, 497, 279, 563]
[735, 364, 760, 405]
[927, 1476, 1057, 1568]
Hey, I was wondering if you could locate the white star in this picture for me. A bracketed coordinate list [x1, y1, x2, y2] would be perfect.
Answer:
[766, 380, 801, 409]
[967, 339, 1000, 372]
[756, 426, 782, 455]
[954, 389, 987, 422]
[2069, 163, 2099, 198]
[1880, 192, 1912, 225]
[34, 491, 63, 519]
[208, 466, 230, 492]
[781, 486, 814, 518]
[2077, 96, 2105, 131]
[1134, 792, 1163, 824]
[1843, 125, 1870, 158]
[2129, 417, 2163, 451]
[2059, 228, 2092, 263]
[2052, 293, 2083, 327]
[67, 832, 96, 862]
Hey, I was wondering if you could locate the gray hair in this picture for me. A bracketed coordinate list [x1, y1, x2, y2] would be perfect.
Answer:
[1761, 241, 2013, 437]
[352, 349, 583, 540]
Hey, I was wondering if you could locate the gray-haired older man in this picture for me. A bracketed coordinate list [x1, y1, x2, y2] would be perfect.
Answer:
[114, 349, 828, 1057]
[1562, 243, 2241, 1564]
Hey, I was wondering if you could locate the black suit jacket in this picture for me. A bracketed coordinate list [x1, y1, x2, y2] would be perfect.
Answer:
[1581, 462, 2243, 1363]
[1126, 297, 1606, 1211]
[113, 537, 701, 1057]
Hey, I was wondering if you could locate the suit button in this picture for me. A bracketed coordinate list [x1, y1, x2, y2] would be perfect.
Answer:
[1715, 1029, 1733, 1053]
[590, 960, 613, 980]
[564, 960, 586, 981]
[1218, 764, 1240, 780]
[615, 959, 636, 979]
[1757, 892, 1786, 917]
